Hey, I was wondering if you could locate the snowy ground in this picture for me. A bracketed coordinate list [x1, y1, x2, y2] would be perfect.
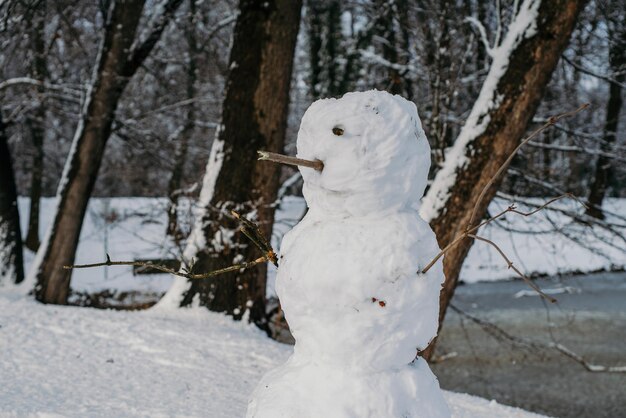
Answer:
[17, 196, 626, 297]
[5, 196, 623, 416]
[0, 293, 548, 417]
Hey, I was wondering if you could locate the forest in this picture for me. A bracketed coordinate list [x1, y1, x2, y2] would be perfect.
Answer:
[0, 0, 625, 417]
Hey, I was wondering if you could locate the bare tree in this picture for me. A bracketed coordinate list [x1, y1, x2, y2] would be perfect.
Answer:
[419, 0, 587, 359]
[165, 0, 199, 243]
[586, 0, 625, 219]
[0, 109, 24, 285]
[30, 0, 184, 304]
[160, 0, 303, 329]
[24, 0, 48, 252]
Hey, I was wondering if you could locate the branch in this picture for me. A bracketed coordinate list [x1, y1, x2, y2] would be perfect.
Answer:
[64, 254, 268, 280]
[64, 210, 278, 277]
[419, 104, 589, 302]
[467, 233, 556, 303]
[550, 343, 626, 373]
[465, 17, 494, 58]
[422, 194, 578, 275]
[124, 0, 185, 76]
[561, 55, 626, 88]
[0, 77, 83, 96]
[526, 140, 626, 163]
[467, 103, 589, 228]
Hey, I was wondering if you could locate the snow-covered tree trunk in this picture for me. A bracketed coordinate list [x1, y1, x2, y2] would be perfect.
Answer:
[419, 0, 587, 359]
[30, 0, 183, 304]
[0, 110, 24, 285]
[159, 0, 302, 329]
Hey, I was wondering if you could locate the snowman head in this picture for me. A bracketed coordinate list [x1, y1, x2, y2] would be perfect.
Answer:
[296, 90, 431, 217]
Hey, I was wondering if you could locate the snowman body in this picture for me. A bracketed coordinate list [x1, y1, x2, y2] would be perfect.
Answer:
[247, 91, 450, 418]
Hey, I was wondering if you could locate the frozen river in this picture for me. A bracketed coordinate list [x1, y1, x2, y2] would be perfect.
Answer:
[433, 272, 626, 418]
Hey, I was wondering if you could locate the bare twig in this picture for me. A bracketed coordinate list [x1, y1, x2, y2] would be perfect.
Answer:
[421, 104, 589, 302]
[467, 103, 589, 227]
[258, 151, 324, 172]
[422, 194, 577, 275]
[561, 55, 626, 89]
[467, 234, 556, 303]
[64, 210, 278, 278]
[231, 210, 278, 267]
[549, 343, 626, 373]
[449, 304, 541, 351]
[64, 254, 267, 280]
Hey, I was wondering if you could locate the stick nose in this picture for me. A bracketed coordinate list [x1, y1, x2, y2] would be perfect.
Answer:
[257, 151, 324, 172]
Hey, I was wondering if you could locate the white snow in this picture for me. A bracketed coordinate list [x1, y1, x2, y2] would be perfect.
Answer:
[0, 294, 549, 418]
[420, 0, 541, 223]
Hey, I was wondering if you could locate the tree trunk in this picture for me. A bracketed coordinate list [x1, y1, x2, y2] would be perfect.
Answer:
[166, 0, 198, 243]
[0, 111, 24, 284]
[31, 0, 183, 304]
[25, 1, 48, 252]
[420, 0, 586, 360]
[161, 0, 302, 330]
[306, 0, 324, 99]
[585, 21, 625, 218]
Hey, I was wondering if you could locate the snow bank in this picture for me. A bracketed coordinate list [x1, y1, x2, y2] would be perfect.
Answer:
[0, 294, 548, 417]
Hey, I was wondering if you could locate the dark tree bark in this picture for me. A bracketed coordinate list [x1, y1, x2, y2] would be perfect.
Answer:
[306, 0, 324, 99]
[374, 0, 401, 94]
[415, 0, 455, 164]
[0, 111, 24, 284]
[166, 0, 198, 243]
[24, 0, 48, 252]
[32, 0, 183, 304]
[421, 0, 586, 360]
[325, 1, 341, 96]
[169, 0, 302, 329]
[585, 11, 625, 218]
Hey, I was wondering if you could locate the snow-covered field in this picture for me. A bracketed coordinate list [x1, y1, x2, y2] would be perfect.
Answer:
[17, 196, 626, 296]
[0, 293, 548, 417]
[6, 195, 622, 416]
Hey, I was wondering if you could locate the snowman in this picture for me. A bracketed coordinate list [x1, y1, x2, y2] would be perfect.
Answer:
[247, 90, 450, 418]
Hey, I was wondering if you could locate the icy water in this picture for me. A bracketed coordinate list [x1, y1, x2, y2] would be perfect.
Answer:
[433, 272, 626, 418]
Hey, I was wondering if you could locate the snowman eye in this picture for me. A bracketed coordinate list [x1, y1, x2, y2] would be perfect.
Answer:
[332, 126, 344, 136]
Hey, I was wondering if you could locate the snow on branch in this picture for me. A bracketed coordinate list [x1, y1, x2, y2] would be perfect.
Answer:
[0, 77, 83, 97]
[421, 0, 541, 223]
[465, 17, 495, 58]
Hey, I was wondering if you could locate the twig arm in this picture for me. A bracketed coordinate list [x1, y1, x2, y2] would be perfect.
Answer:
[64, 255, 268, 280]
[64, 210, 278, 279]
